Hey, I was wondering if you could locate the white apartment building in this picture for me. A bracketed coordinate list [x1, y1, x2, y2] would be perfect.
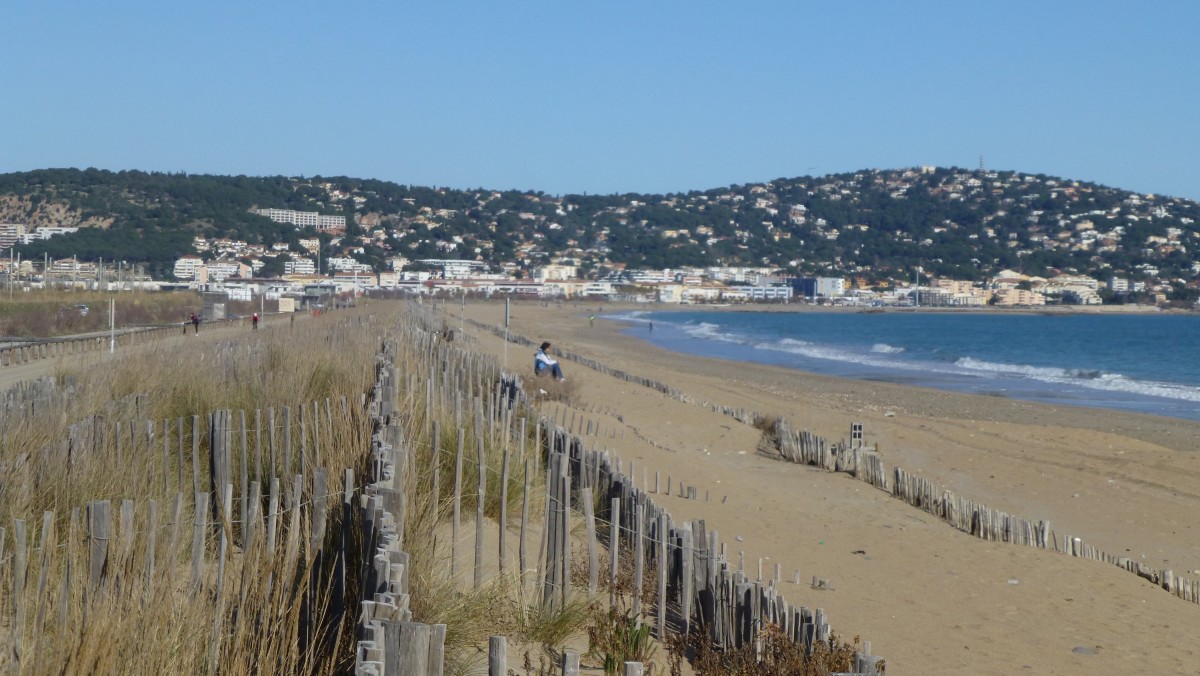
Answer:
[533, 264, 577, 282]
[378, 271, 399, 288]
[205, 261, 250, 281]
[0, 224, 26, 249]
[792, 277, 846, 298]
[20, 226, 79, 243]
[48, 257, 96, 278]
[992, 288, 1047, 306]
[254, 208, 346, 232]
[417, 259, 487, 279]
[284, 258, 317, 275]
[326, 256, 372, 273]
[173, 255, 205, 280]
[1061, 287, 1102, 305]
[743, 286, 793, 301]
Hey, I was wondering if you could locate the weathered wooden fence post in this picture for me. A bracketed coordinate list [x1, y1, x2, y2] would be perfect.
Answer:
[488, 635, 507, 676]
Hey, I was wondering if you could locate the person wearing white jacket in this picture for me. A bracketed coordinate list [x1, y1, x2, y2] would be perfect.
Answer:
[534, 341, 565, 380]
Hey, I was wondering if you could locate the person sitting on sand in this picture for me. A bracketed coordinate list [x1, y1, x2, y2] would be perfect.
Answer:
[534, 341, 565, 381]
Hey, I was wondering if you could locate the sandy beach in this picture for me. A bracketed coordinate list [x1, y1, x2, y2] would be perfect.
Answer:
[453, 299, 1200, 675]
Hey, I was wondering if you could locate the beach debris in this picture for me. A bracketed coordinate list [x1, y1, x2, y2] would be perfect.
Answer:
[1071, 646, 1099, 655]
[1007, 578, 1019, 585]
[735, 535, 744, 542]
[852, 550, 866, 556]
[811, 576, 833, 591]
[884, 411, 896, 417]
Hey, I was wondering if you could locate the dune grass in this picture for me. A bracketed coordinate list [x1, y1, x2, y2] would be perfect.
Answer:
[0, 289, 205, 337]
[0, 300, 662, 674]
[0, 304, 383, 674]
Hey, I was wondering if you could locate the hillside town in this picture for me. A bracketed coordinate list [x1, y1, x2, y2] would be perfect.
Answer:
[0, 245, 1163, 309]
[1, 167, 1199, 308]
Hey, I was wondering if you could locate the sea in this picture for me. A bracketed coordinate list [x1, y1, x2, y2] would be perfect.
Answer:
[608, 309, 1200, 422]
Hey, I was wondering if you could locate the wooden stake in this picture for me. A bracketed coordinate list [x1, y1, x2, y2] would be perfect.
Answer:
[633, 504, 644, 617]
[488, 635, 507, 676]
[475, 433, 486, 589]
[452, 429, 464, 580]
[583, 487, 598, 594]
[499, 444, 509, 574]
[520, 459, 530, 586]
[610, 498, 621, 611]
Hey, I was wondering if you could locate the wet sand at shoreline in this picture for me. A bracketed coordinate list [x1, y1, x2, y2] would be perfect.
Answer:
[454, 299, 1200, 675]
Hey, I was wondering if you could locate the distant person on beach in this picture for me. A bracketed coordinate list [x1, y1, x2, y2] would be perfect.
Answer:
[589, 314, 595, 327]
[251, 312, 259, 330]
[190, 313, 201, 334]
[649, 321, 654, 333]
[534, 341, 565, 380]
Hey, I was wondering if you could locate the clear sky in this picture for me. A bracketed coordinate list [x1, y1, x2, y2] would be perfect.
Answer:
[2, 1, 1198, 199]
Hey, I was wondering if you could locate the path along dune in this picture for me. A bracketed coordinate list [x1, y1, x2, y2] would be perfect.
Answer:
[454, 299, 1200, 675]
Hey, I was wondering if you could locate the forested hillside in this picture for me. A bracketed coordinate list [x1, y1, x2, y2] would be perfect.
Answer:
[2, 167, 1198, 286]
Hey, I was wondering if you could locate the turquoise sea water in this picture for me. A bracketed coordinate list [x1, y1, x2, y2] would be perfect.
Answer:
[610, 310, 1200, 422]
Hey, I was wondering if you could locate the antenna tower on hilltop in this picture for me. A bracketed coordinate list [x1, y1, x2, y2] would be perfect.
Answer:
[979, 154, 985, 171]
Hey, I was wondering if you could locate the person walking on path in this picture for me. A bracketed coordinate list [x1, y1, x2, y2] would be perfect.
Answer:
[534, 341, 565, 380]
[252, 312, 259, 330]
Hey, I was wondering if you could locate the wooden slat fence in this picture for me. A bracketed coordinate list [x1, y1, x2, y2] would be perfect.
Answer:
[0, 323, 196, 368]
[346, 304, 885, 673]
[771, 417, 1200, 606]
[478, 309, 1200, 611]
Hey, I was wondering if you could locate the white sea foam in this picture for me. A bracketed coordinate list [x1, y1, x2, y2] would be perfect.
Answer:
[955, 357, 1200, 402]
[672, 320, 1200, 406]
[681, 321, 745, 344]
[955, 357, 1098, 379]
[754, 338, 930, 372]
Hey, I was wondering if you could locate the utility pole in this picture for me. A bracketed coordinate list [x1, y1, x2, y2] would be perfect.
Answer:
[109, 298, 115, 354]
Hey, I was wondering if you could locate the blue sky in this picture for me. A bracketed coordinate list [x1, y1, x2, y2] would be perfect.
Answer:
[3, 1, 1198, 199]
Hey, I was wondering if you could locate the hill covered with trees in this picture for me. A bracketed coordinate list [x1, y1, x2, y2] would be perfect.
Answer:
[2, 167, 1199, 290]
